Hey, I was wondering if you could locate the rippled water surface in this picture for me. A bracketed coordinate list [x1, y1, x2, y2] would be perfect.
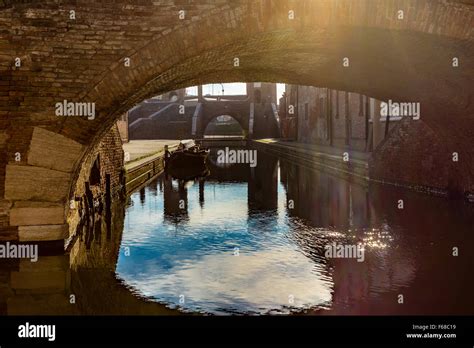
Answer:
[115, 153, 474, 315]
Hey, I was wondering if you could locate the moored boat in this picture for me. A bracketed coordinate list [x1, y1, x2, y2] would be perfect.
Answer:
[165, 140, 210, 180]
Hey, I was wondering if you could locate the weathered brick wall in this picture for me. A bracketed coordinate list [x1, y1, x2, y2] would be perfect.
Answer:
[291, 85, 408, 154]
[332, 91, 347, 143]
[0, 130, 8, 227]
[0, 129, 7, 226]
[348, 93, 369, 151]
[370, 119, 450, 193]
[73, 125, 123, 198]
[293, 86, 371, 152]
[116, 114, 129, 143]
[67, 124, 124, 236]
[0, 0, 473, 241]
[296, 86, 328, 146]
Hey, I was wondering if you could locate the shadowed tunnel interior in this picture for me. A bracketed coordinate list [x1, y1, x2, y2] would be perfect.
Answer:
[0, 0, 473, 321]
[1, 1, 473, 244]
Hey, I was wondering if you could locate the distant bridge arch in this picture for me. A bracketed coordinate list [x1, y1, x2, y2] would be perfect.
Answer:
[202, 114, 246, 137]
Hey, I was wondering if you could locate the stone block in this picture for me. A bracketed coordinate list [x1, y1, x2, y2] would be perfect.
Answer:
[19, 255, 69, 273]
[5, 164, 71, 202]
[28, 127, 84, 173]
[0, 226, 18, 241]
[0, 131, 7, 146]
[18, 224, 68, 242]
[7, 293, 74, 315]
[10, 271, 67, 291]
[10, 201, 64, 226]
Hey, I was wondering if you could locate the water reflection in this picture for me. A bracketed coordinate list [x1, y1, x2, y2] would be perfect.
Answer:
[115, 151, 474, 315]
[0, 151, 473, 315]
[119, 162, 333, 314]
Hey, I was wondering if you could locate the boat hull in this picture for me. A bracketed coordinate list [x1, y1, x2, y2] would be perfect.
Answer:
[166, 150, 209, 181]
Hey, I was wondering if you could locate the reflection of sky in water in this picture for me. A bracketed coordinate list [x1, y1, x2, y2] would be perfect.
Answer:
[104, 154, 474, 315]
[117, 180, 333, 315]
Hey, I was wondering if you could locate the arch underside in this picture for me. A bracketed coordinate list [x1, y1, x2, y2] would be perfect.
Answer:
[1, 0, 473, 242]
[65, 26, 474, 201]
[202, 114, 247, 134]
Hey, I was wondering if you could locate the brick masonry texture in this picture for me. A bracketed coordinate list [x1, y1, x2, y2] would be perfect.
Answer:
[286, 85, 400, 152]
[370, 119, 451, 192]
[67, 124, 124, 237]
[0, 0, 473, 240]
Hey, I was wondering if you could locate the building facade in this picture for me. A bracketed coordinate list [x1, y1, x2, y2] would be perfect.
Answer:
[281, 85, 408, 153]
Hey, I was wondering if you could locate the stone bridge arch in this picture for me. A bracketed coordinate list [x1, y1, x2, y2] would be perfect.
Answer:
[1, 0, 473, 242]
[201, 113, 248, 138]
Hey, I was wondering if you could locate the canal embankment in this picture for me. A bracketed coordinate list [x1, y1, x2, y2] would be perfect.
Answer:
[252, 139, 369, 185]
[124, 140, 179, 194]
[124, 138, 371, 194]
[124, 138, 469, 201]
[252, 139, 474, 201]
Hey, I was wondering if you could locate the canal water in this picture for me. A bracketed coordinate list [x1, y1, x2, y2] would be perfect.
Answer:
[4, 150, 472, 315]
[112, 151, 474, 315]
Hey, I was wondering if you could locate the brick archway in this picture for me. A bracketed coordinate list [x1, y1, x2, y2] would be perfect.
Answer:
[201, 114, 247, 138]
[1, 0, 473, 242]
